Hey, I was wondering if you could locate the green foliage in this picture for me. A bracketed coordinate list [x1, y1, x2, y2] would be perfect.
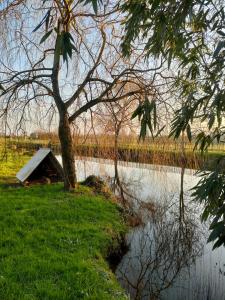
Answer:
[54, 31, 78, 69]
[121, 0, 225, 140]
[33, 9, 51, 33]
[194, 128, 225, 152]
[122, 0, 225, 249]
[33, 14, 78, 69]
[0, 154, 127, 300]
[79, 0, 103, 14]
[32, 0, 102, 68]
[40, 30, 53, 44]
[192, 168, 225, 249]
[131, 97, 157, 140]
[170, 106, 194, 141]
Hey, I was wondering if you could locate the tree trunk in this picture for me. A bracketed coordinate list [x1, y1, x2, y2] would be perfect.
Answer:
[179, 131, 186, 222]
[58, 112, 77, 190]
[114, 127, 120, 183]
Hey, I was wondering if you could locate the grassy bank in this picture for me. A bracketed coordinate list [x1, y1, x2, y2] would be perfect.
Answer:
[0, 153, 127, 299]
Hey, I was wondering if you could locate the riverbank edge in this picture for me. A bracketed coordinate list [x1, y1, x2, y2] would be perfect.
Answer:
[0, 151, 129, 299]
[7, 140, 225, 171]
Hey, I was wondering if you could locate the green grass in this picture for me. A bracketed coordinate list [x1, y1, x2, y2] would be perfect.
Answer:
[0, 152, 30, 183]
[0, 151, 127, 299]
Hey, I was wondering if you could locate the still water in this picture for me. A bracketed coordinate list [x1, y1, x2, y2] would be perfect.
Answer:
[59, 157, 225, 299]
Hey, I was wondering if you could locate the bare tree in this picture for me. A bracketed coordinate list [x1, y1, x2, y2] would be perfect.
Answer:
[0, 0, 161, 190]
[95, 80, 164, 202]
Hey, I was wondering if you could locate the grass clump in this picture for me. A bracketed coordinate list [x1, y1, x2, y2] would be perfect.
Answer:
[0, 150, 127, 299]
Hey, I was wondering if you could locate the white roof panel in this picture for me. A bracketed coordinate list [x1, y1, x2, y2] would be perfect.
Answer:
[16, 148, 51, 183]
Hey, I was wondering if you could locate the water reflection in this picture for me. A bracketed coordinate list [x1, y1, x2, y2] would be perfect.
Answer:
[116, 197, 205, 299]
[58, 156, 225, 299]
[109, 160, 205, 299]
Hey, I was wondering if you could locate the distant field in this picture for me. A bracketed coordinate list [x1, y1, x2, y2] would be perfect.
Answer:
[3, 135, 225, 152]
[3, 137, 225, 170]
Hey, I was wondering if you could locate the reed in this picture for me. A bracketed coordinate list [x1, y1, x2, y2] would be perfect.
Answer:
[5, 135, 224, 170]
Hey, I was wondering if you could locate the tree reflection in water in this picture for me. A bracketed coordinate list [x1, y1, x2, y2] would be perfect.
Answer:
[75, 157, 225, 299]
[109, 160, 204, 299]
[116, 206, 203, 299]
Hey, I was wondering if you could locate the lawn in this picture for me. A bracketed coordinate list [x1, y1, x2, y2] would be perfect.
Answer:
[0, 151, 127, 299]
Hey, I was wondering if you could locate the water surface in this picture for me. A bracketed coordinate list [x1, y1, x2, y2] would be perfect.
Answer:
[58, 157, 225, 299]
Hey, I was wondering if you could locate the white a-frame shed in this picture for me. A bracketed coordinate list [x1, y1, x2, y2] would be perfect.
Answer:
[16, 148, 64, 185]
